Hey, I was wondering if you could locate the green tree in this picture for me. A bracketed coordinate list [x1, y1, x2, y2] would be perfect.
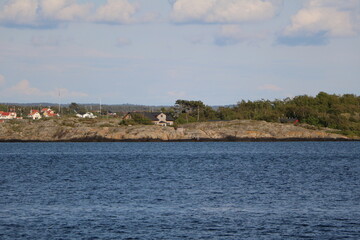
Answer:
[175, 100, 206, 122]
[67, 102, 86, 115]
[131, 113, 153, 125]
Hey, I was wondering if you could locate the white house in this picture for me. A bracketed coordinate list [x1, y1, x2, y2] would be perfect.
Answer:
[0, 111, 17, 120]
[41, 108, 59, 117]
[123, 112, 174, 126]
[28, 110, 42, 120]
[76, 112, 97, 118]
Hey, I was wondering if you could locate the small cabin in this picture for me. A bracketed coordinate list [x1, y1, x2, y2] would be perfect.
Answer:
[123, 112, 174, 126]
[28, 110, 42, 120]
[76, 112, 97, 118]
[0, 111, 17, 120]
[41, 108, 59, 117]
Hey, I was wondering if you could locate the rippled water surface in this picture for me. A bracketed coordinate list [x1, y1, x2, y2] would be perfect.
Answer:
[0, 142, 360, 239]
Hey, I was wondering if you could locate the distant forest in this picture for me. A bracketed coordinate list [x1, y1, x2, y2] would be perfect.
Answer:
[0, 103, 164, 114]
[1, 92, 360, 136]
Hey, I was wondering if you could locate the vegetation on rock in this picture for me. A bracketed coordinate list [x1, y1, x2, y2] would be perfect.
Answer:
[1, 92, 360, 137]
[171, 92, 360, 137]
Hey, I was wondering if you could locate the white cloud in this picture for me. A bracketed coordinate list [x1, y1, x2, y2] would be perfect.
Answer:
[279, 0, 360, 45]
[284, 8, 356, 37]
[0, 0, 91, 27]
[8, 79, 43, 96]
[5, 79, 88, 98]
[171, 0, 282, 23]
[0, 0, 139, 28]
[39, 0, 92, 22]
[0, 0, 39, 27]
[0, 74, 5, 86]
[93, 0, 138, 24]
[258, 84, 283, 91]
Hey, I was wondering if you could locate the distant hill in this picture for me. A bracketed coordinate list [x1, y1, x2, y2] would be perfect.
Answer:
[0, 102, 169, 113]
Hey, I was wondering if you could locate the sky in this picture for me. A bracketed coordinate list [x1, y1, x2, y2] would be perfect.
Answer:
[0, 0, 359, 105]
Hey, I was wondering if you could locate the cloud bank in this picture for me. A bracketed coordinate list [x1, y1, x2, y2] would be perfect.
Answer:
[278, 0, 360, 46]
[3, 79, 88, 99]
[93, 0, 138, 24]
[0, 0, 139, 28]
[170, 0, 282, 24]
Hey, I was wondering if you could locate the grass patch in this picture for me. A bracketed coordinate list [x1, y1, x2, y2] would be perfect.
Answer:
[99, 123, 114, 127]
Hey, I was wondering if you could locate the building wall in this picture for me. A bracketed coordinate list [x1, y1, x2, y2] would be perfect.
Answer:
[123, 114, 132, 120]
[0, 112, 17, 119]
[157, 113, 166, 122]
[31, 113, 41, 120]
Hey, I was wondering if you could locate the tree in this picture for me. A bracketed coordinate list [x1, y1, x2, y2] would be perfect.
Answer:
[68, 102, 86, 115]
[132, 113, 152, 125]
[169, 92, 360, 136]
[175, 100, 205, 122]
[69, 102, 81, 113]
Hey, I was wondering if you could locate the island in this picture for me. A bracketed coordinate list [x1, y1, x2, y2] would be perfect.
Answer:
[0, 118, 354, 142]
[1, 92, 359, 142]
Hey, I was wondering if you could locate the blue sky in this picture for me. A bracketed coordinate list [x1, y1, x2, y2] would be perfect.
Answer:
[0, 0, 359, 105]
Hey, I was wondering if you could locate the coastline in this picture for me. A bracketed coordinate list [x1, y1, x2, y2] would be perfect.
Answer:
[1, 119, 357, 143]
[1, 137, 358, 143]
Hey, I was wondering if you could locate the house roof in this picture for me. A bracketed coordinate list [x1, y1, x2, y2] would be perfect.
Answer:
[142, 112, 162, 121]
[166, 114, 174, 121]
[44, 109, 56, 114]
[0, 111, 16, 115]
[30, 110, 39, 115]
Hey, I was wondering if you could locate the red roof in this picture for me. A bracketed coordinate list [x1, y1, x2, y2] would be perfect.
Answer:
[0, 111, 16, 116]
[30, 110, 39, 115]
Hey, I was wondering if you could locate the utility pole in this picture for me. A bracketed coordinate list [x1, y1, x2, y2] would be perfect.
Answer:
[58, 89, 61, 114]
[99, 98, 102, 117]
[197, 105, 200, 121]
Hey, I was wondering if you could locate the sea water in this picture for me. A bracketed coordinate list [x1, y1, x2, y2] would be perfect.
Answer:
[0, 142, 359, 239]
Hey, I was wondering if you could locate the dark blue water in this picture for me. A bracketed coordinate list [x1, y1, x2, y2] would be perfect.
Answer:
[0, 142, 359, 239]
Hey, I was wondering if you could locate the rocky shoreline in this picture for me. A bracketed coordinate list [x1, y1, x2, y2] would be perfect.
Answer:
[0, 137, 357, 142]
[0, 118, 356, 142]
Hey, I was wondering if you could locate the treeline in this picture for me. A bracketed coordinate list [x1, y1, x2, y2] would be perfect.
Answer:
[2, 92, 360, 136]
[172, 92, 360, 136]
[0, 103, 163, 116]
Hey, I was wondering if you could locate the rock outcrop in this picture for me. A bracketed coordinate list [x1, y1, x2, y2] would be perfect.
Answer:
[0, 118, 351, 142]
